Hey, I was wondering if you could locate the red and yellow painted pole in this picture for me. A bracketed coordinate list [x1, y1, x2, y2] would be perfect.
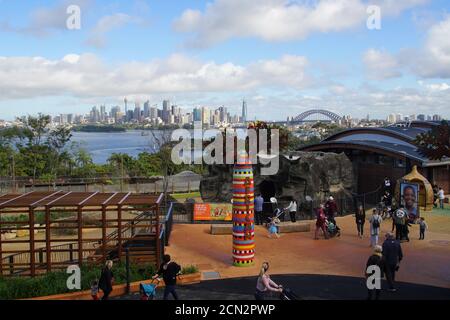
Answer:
[232, 153, 255, 267]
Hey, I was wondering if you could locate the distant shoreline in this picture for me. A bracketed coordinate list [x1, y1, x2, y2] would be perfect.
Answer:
[72, 125, 127, 133]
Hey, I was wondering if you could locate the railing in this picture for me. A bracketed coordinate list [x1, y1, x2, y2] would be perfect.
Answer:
[0, 176, 200, 194]
[1, 241, 98, 276]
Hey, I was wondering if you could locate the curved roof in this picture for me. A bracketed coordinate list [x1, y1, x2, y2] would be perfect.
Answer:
[323, 126, 430, 143]
[299, 121, 447, 167]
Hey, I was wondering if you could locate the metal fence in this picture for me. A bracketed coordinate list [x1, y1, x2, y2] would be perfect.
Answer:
[0, 176, 201, 194]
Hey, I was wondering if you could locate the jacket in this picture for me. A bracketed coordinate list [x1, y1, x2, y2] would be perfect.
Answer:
[382, 239, 403, 266]
[157, 261, 181, 286]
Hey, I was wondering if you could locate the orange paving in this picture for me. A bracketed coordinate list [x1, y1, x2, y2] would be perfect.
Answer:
[166, 214, 450, 289]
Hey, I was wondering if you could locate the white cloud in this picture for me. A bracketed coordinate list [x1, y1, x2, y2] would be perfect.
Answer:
[363, 49, 402, 79]
[86, 13, 138, 48]
[173, 0, 428, 47]
[412, 15, 450, 78]
[363, 15, 450, 80]
[0, 53, 312, 100]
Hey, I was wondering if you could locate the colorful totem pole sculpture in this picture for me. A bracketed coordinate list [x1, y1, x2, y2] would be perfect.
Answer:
[232, 153, 255, 267]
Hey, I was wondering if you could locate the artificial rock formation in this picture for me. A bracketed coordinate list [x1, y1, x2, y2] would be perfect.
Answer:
[200, 151, 355, 204]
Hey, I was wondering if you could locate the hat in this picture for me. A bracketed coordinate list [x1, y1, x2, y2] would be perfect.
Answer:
[329, 196, 334, 201]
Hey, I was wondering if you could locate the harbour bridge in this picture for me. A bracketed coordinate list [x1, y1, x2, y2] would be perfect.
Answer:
[271, 109, 343, 125]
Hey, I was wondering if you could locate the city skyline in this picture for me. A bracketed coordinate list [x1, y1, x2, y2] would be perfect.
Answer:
[1, 1, 450, 120]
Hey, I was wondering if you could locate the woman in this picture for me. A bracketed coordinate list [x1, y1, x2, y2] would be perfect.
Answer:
[99, 260, 114, 300]
[254, 262, 283, 300]
[314, 204, 329, 240]
[284, 200, 298, 223]
[356, 205, 366, 238]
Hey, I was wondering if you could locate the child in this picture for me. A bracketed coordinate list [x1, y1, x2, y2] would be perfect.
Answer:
[267, 216, 280, 239]
[418, 217, 427, 240]
[91, 279, 99, 300]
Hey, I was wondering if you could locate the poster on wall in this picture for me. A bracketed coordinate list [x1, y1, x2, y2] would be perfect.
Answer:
[400, 182, 420, 222]
[193, 203, 233, 221]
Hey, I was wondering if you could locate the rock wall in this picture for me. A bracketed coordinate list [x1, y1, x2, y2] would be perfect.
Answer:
[200, 151, 355, 203]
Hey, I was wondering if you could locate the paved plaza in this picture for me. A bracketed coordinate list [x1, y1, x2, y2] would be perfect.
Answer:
[166, 207, 450, 291]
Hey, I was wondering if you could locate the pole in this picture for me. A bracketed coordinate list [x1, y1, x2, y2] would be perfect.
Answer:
[125, 248, 130, 295]
[120, 156, 124, 192]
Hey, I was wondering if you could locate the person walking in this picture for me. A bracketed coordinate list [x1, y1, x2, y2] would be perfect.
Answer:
[433, 184, 439, 208]
[418, 217, 428, 240]
[393, 205, 407, 241]
[98, 260, 114, 300]
[284, 200, 298, 223]
[325, 196, 338, 225]
[438, 187, 445, 209]
[254, 262, 283, 300]
[382, 233, 403, 292]
[365, 245, 385, 300]
[254, 194, 264, 226]
[356, 204, 366, 238]
[369, 209, 382, 247]
[152, 254, 181, 300]
[314, 204, 329, 240]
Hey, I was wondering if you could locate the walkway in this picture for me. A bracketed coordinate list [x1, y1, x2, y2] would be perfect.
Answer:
[117, 274, 450, 300]
[165, 212, 450, 289]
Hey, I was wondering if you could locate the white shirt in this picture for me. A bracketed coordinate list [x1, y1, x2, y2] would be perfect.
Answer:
[285, 201, 297, 212]
[439, 190, 445, 200]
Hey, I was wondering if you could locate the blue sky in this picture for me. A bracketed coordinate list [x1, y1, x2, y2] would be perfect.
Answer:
[1, 0, 450, 120]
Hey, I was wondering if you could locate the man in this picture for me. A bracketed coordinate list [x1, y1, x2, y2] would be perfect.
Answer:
[369, 209, 382, 247]
[153, 254, 181, 300]
[438, 187, 445, 209]
[382, 233, 403, 292]
[254, 194, 264, 226]
[325, 196, 338, 225]
[393, 205, 408, 241]
[383, 177, 392, 193]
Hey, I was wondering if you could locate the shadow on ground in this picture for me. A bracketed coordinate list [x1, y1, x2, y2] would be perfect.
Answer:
[116, 274, 450, 300]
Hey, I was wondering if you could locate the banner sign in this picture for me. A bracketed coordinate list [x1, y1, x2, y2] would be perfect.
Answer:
[193, 203, 232, 221]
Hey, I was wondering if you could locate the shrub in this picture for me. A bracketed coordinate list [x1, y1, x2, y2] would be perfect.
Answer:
[0, 263, 156, 300]
[181, 265, 199, 275]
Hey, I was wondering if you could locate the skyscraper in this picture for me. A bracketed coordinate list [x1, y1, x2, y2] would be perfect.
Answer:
[242, 99, 247, 123]
[143, 101, 150, 118]
[193, 107, 202, 122]
[162, 100, 170, 123]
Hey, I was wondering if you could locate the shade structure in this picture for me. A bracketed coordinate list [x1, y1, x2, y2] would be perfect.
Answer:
[232, 153, 255, 267]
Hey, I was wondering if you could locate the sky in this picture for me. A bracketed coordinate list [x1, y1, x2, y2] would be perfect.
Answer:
[0, 0, 450, 121]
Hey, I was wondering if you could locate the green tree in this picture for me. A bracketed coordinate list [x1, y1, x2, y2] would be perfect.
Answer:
[414, 120, 450, 160]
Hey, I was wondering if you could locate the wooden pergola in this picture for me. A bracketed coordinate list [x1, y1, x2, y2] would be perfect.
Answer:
[0, 191, 163, 277]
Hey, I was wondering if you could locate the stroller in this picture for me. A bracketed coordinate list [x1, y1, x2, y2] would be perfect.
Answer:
[326, 220, 341, 238]
[139, 279, 159, 300]
[280, 287, 300, 300]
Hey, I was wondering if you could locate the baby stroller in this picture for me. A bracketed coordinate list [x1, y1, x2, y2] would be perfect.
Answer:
[280, 287, 299, 300]
[139, 279, 159, 300]
[326, 220, 341, 238]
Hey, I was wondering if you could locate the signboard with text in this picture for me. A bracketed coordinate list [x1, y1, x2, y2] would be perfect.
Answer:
[193, 203, 232, 221]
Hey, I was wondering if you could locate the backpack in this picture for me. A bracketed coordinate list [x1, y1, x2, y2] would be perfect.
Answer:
[394, 209, 406, 224]
[372, 216, 380, 229]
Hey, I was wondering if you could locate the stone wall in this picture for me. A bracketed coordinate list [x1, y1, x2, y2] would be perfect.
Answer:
[200, 151, 355, 203]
